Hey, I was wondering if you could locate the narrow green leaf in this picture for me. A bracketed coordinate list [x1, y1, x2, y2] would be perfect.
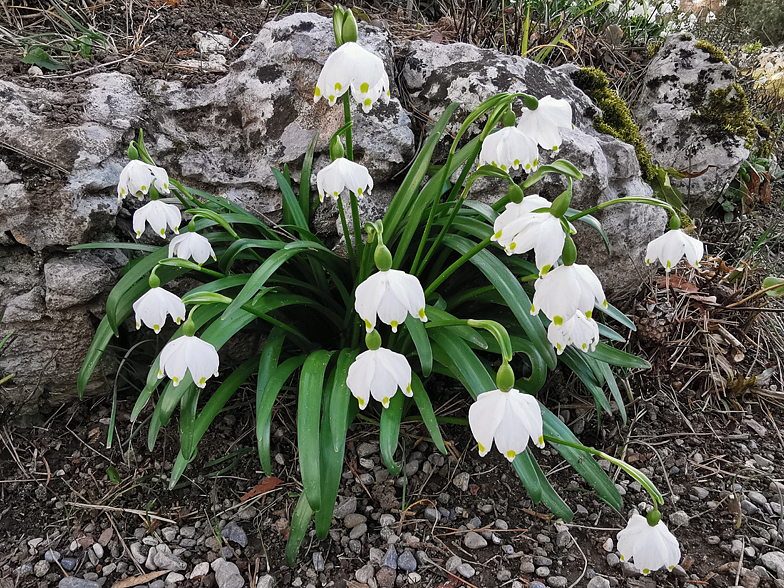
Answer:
[405, 315, 432, 376]
[763, 276, 784, 296]
[410, 373, 446, 454]
[602, 301, 636, 331]
[566, 207, 610, 253]
[22, 47, 65, 70]
[300, 131, 319, 220]
[315, 371, 347, 539]
[586, 343, 651, 369]
[511, 450, 542, 503]
[274, 168, 308, 229]
[529, 455, 574, 520]
[298, 350, 335, 512]
[380, 392, 404, 475]
[561, 348, 612, 416]
[426, 307, 488, 349]
[219, 239, 285, 273]
[595, 360, 627, 425]
[77, 315, 113, 398]
[285, 493, 314, 567]
[429, 333, 495, 398]
[69, 242, 159, 252]
[330, 349, 359, 452]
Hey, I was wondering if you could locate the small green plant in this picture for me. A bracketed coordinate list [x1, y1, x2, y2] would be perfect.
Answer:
[716, 153, 784, 221]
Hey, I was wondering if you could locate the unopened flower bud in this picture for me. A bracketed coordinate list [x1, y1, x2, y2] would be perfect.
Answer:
[365, 329, 381, 350]
[502, 109, 516, 128]
[496, 361, 515, 392]
[374, 243, 393, 272]
[148, 272, 161, 289]
[562, 234, 577, 266]
[329, 136, 345, 161]
[668, 215, 681, 230]
[188, 219, 196, 233]
[550, 187, 572, 218]
[127, 143, 139, 160]
[182, 317, 196, 337]
[341, 9, 358, 44]
[523, 95, 539, 110]
[507, 183, 524, 204]
[332, 5, 344, 46]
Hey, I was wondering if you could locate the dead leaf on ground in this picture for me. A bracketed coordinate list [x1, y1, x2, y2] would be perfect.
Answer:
[111, 570, 168, 588]
[240, 477, 283, 502]
[658, 274, 699, 293]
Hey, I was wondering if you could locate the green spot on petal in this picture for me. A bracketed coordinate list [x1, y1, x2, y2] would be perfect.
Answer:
[334, 82, 342, 91]
[506, 450, 516, 459]
[364, 98, 372, 107]
[314, 87, 321, 97]
[390, 320, 398, 330]
[494, 230, 503, 239]
[514, 159, 520, 166]
[199, 377, 206, 385]
[478, 442, 485, 453]
[418, 308, 426, 319]
[382, 396, 389, 406]
[172, 377, 178, 384]
[554, 316, 563, 326]
[364, 319, 373, 330]
[360, 82, 369, 93]
[585, 310, 592, 319]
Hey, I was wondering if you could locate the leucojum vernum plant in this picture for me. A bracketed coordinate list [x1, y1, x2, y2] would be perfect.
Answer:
[78, 7, 704, 571]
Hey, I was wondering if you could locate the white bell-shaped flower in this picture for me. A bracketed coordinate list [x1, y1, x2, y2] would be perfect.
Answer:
[617, 513, 681, 574]
[118, 160, 171, 200]
[355, 269, 427, 333]
[169, 232, 216, 265]
[479, 127, 540, 173]
[645, 229, 704, 272]
[316, 158, 374, 203]
[531, 263, 607, 325]
[346, 347, 412, 409]
[468, 388, 545, 461]
[132, 286, 186, 334]
[158, 335, 220, 389]
[314, 42, 390, 113]
[492, 195, 568, 274]
[547, 310, 600, 354]
[517, 96, 573, 151]
[133, 200, 181, 239]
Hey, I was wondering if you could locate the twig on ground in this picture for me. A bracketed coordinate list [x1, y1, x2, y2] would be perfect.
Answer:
[64, 502, 176, 524]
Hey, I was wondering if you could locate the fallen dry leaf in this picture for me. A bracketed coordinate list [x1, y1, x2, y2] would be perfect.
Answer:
[111, 570, 168, 588]
[658, 274, 699, 293]
[241, 477, 283, 502]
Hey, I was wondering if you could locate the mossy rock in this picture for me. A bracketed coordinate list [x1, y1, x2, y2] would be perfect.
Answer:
[571, 67, 656, 181]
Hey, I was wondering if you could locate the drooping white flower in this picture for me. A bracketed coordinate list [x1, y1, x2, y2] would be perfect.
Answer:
[547, 310, 600, 354]
[314, 42, 390, 113]
[346, 347, 412, 409]
[492, 195, 568, 274]
[355, 269, 427, 333]
[132, 286, 186, 334]
[531, 263, 607, 325]
[169, 232, 216, 265]
[316, 158, 374, 203]
[479, 127, 540, 173]
[645, 229, 704, 272]
[617, 513, 681, 575]
[118, 160, 171, 200]
[517, 96, 573, 151]
[158, 335, 220, 388]
[133, 200, 181, 239]
[468, 388, 545, 461]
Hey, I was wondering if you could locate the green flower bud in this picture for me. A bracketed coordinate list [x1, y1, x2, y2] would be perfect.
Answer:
[502, 108, 516, 128]
[127, 143, 139, 160]
[523, 95, 539, 110]
[330, 136, 345, 161]
[188, 219, 196, 233]
[148, 272, 161, 289]
[668, 215, 681, 230]
[342, 9, 358, 44]
[496, 361, 515, 392]
[365, 329, 381, 350]
[550, 187, 572, 218]
[374, 243, 393, 272]
[332, 5, 344, 46]
[562, 234, 577, 266]
[507, 183, 524, 204]
[182, 317, 196, 337]
[646, 506, 661, 527]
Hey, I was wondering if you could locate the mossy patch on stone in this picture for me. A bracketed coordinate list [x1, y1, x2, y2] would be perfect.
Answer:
[570, 67, 655, 181]
[695, 40, 729, 64]
[647, 41, 663, 58]
[685, 72, 758, 149]
[680, 33, 693, 41]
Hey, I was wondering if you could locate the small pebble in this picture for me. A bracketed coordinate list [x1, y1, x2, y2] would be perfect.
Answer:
[61, 558, 78, 571]
[313, 552, 325, 572]
[456, 563, 475, 578]
[445, 556, 462, 572]
[588, 577, 611, 588]
[536, 567, 551, 577]
[221, 522, 248, 547]
[383, 546, 398, 569]
[464, 532, 487, 549]
[398, 550, 417, 572]
[350, 524, 367, 540]
[547, 576, 568, 588]
[344, 514, 368, 529]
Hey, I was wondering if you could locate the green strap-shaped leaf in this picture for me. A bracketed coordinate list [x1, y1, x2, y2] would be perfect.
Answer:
[561, 347, 612, 416]
[542, 407, 623, 511]
[512, 450, 542, 503]
[285, 493, 314, 567]
[586, 343, 650, 369]
[429, 331, 495, 399]
[315, 370, 348, 539]
[566, 207, 610, 253]
[257, 356, 306, 476]
[69, 242, 159, 252]
[528, 453, 573, 520]
[298, 350, 335, 512]
[330, 349, 359, 452]
[410, 373, 446, 454]
[598, 323, 626, 343]
[602, 301, 636, 331]
[219, 239, 285, 273]
[594, 359, 627, 425]
[274, 168, 309, 229]
[441, 234, 557, 370]
[405, 315, 432, 377]
[380, 392, 404, 475]
[300, 131, 319, 220]
[426, 307, 488, 349]
[77, 316, 114, 398]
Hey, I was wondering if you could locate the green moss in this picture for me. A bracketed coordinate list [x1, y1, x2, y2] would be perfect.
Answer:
[680, 33, 693, 41]
[695, 40, 729, 64]
[755, 119, 774, 158]
[570, 67, 656, 181]
[647, 41, 663, 58]
[686, 79, 758, 149]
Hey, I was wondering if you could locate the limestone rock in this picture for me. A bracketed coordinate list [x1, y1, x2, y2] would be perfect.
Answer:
[634, 34, 751, 214]
[44, 253, 116, 310]
[401, 42, 665, 291]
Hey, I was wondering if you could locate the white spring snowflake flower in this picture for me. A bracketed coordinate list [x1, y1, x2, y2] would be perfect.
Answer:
[645, 229, 704, 272]
[547, 309, 600, 355]
[118, 160, 171, 200]
[355, 269, 427, 333]
[468, 388, 545, 461]
[617, 513, 681, 575]
[491, 195, 569, 274]
[346, 347, 412, 409]
[132, 287, 186, 334]
[479, 127, 540, 173]
[531, 263, 607, 325]
[169, 232, 216, 265]
[316, 158, 374, 203]
[314, 42, 390, 113]
[158, 335, 220, 389]
[133, 200, 181, 239]
[517, 96, 573, 152]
